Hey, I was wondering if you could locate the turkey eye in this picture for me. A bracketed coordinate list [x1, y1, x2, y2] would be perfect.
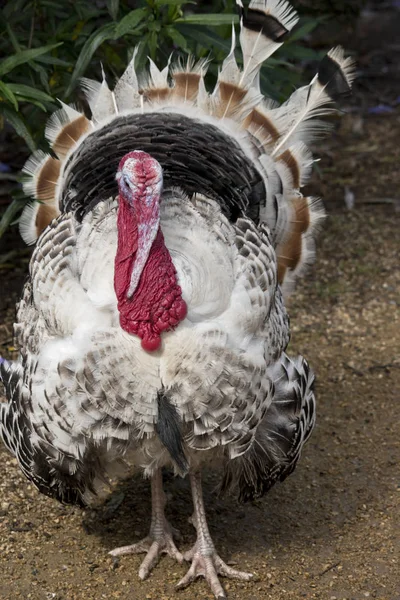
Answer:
[123, 175, 132, 189]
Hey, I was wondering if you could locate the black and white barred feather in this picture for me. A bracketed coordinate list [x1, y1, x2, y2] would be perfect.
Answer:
[220, 353, 315, 501]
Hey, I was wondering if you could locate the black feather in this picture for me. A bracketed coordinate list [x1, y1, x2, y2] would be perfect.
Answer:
[239, 6, 290, 42]
[156, 390, 188, 475]
[318, 54, 352, 99]
[61, 112, 265, 224]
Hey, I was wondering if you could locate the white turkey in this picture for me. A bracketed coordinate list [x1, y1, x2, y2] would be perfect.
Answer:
[0, 0, 355, 597]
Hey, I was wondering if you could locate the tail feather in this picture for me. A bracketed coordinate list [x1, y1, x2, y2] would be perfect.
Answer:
[140, 57, 172, 104]
[272, 46, 356, 155]
[277, 195, 325, 291]
[22, 150, 59, 201]
[243, 100, 281, 150]
[20, 150, 61, 245]
[213, 25, 256, 118]
[19, 2, 354, 295]
[171, 58, 208, 103]
[81, 73, 117, 123]
[113, 47, 141, 111]
[237, 0, 299, 87]
[45, 102, 91, 159]
[275, 142, 314, 190]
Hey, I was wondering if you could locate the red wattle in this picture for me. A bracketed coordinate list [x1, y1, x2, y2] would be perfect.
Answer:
[141, 335, 161, 352]
[114, 196, 187, 352]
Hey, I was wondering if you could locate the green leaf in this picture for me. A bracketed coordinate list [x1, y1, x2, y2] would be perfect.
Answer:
[148, 30, 158, 60]
[7, 83, 55, 105]
[259, 69, 282, 102]
[166, 26, 189, 52]
[134, 37, 150, 70]
[6, 23, 21, 53]
[65, 23, 117, 96]
[281, 45, 320, 60]
[155, 0, 189, 5]
[24, 99, 48, 111]
[0, 173, 19, 182]
[115, 8, 148, 38]
[0, 105, 36, 152]
[0, 81, 19, 111]
[176, 13, 238, 26]
[265, 56, 295, 69]
[36, 63, 52, 94]
[177, 24, 231, 53]
[0, 43, 62, 76]
[0, 197, 27, 241]
[35, 55, 73, 67]
[107, 0, 119, 20]
[288, 19, 320, 42]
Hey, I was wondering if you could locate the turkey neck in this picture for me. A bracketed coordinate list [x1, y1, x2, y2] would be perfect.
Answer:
[114, 195, 187, 352]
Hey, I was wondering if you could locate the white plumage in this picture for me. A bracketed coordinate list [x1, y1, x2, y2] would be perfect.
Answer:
[0, 1, 354, 597]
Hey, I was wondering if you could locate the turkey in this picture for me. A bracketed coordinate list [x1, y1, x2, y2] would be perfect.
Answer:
[0, 0, 354, 597]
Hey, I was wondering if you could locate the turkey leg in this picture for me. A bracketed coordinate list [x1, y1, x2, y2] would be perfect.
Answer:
[176, 470, 253, 599]
[109, 468, 183, 578]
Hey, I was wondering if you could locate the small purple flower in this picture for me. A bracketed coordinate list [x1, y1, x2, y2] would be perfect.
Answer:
[368, 104, 395, 115]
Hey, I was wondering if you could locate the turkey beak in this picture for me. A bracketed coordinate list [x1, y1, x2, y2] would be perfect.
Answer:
[127, 183, 161, 299]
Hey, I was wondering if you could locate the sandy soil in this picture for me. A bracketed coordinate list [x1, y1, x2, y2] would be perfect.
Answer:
[1, 5, 399, 600]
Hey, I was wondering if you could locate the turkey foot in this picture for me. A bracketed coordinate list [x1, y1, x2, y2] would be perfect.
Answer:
[176, 471, 253, 599]
[109, 469, 183, 579]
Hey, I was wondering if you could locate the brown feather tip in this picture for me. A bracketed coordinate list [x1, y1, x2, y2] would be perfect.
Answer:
[277, 196, 310, 282]
[35, 204, 60, 237]
[36, 157, 61, 202]
[216, 81, 248, 117]
[292, 196, 310, 234]
[243, 107, 280, 147]
[277, 148, 300, 189]
[19, 200, 60, 246]
[52, 115, 91, 158]
[172, 72, 202, 102]
[139, 87, 171, 103]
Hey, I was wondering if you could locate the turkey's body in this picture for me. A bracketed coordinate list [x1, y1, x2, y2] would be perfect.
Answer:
[11, 186, 287, 496]
[0, 1, 354, 597]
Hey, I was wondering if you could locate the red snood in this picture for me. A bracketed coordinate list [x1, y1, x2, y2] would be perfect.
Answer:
[114, 197, 187, 351]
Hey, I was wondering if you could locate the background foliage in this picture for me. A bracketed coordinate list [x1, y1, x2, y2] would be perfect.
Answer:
[0, 0, 363, 238]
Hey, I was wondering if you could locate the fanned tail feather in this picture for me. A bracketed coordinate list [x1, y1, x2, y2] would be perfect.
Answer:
[139, 56, 171, 104]
[19, 1, 354, 295]
[45, 102, 91, 159]
[81, 69, 117, 123]
[237, 0, 299, 87]
[113, 47, 141, 111]
[275, 142, 314, 190]
[213, 0, 298, 119]
[171, 57, 208, 103]
[212, 25, 249, 118]
[272, 46, 356, 155]
[20, 150, 61, 245]
[276, 195, 325, 291]
[243, 99, 281, 151]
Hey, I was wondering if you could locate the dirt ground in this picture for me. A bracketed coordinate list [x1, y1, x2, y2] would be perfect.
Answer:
[1, 5, 399, 600]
